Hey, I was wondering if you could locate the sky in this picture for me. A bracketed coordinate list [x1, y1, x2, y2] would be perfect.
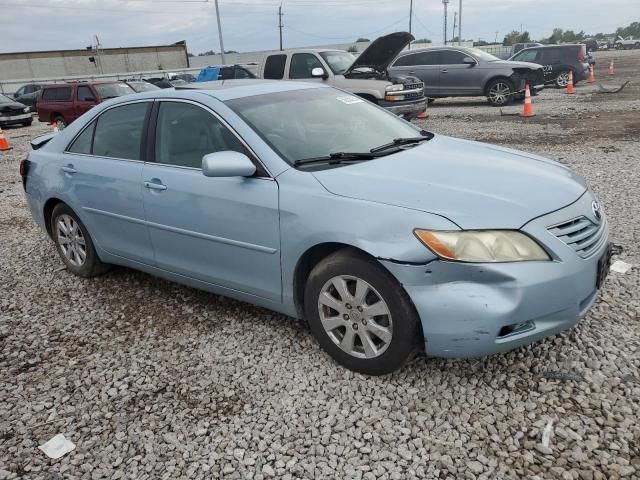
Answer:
[1, 0, 638, 55]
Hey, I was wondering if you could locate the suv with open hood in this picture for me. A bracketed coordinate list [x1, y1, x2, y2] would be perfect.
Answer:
[258, 32, 427, 119]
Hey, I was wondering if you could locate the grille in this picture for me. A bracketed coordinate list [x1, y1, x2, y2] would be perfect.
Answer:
[548, 215, 606, 258]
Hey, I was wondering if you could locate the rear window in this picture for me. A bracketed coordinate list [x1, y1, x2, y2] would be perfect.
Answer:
[42, 87, 72, 101]
[263, 55, 287, 79]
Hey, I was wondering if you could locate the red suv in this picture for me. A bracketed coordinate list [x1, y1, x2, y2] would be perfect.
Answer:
[37, 81, 135, 127]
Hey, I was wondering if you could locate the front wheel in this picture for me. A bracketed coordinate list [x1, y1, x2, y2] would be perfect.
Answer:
[304, 249, 421, 375]
[555, 70, 572, 88]
[51, 203, 110, 277]
[486, 78, 515, 106]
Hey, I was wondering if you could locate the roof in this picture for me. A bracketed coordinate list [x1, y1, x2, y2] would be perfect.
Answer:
[176, 79, 325, 101]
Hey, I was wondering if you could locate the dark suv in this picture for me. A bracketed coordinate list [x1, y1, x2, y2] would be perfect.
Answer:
[509, 44, 588, 88]
[13, 83, 43, 110]
[37, 81, 134, 127]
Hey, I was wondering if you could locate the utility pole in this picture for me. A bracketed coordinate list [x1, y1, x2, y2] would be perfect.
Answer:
[278, 5, 284, 51]
[408, 0, 413, 49]
[458, 0, 462, 45]
[442, 0, 449, 45]
[214, 0, 226, 64]
[494, 31, 499, 44]
[452, 12, 457, 44]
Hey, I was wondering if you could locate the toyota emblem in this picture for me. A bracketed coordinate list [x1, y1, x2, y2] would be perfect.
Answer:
[592, 201, 602, 221]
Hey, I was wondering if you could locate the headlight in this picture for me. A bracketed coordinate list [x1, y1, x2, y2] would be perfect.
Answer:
[414, 229, 550, 262]
[385, 84, 404, 92]
[23, 107, 30, 113]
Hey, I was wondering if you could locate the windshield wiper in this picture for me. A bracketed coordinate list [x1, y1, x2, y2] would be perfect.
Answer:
[369, 130, 434, 153]
[294, 151, 378, 167]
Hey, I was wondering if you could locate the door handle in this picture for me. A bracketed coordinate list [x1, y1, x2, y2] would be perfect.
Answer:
[61, 165, 77, 174]
[408, 70, 415, 75]
[441, 69, 448, 73]
[144, 181, 167, 191]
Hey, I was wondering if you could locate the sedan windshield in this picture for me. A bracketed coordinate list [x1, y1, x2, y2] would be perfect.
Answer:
[226, 87, 425, 166]
[94, 83, 135, 99]
[320, 51, 356, 75]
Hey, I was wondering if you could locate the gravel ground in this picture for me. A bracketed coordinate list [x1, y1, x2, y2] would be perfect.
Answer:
[1, 49, 639, 480]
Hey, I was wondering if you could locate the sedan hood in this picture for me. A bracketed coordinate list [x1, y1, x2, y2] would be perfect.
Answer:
[312, 135, 586, 229]
[345, 31, 414, 75]
[0, 101, 28, 112]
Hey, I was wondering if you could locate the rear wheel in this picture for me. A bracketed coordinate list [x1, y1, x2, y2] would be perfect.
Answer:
[304, 249, 421, 375]
[486, 78, 515, 106]
[51, 203, 109, 277]
[555, 70, 572, 88]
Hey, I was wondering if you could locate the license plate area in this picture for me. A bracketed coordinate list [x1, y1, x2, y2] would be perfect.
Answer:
[596, 244, 613, 289]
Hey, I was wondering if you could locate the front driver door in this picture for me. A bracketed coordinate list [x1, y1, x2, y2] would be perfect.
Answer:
[438, 49, 483, 95]
[390, 51, 441, 97]
[141, 100, 281, 302]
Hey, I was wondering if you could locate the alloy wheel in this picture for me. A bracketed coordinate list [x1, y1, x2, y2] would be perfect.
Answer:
[488, 82, 511, 105]
[56, 214, 87, 266]
[317, 275, 393, 359]
[556, 72, 570, 87]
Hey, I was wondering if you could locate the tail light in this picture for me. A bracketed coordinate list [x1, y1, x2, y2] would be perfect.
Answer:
[577, 45, 586, 62]
[19, 159, 30, 190]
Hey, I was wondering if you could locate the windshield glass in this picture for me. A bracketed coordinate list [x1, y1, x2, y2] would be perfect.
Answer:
[467, 48, 500, 61]
[320, 51, 356, 74]
[0, 94, 13, 104]
[95, 83, 135, 99]
[128, 81, 160, 92]
[226, 88, 422, 166]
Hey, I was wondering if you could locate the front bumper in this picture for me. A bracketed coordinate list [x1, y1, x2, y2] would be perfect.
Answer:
[381, 192, 610, 358]
[379, 98, 427, 118]
[0, 112, 31, 125]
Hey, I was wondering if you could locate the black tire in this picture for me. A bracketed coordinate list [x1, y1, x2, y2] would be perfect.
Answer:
[427, 97, 435, 105]
[53, 115, 66, 128]
[22, 119, 33, 127]
[554, 70, 572, 88]
[486, 78, 515, 106]
[304, 248, 421, 375]
[51, 203, 110, 278]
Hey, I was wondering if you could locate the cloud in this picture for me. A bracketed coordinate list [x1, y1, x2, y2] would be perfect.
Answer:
[1, 0, 638, 54]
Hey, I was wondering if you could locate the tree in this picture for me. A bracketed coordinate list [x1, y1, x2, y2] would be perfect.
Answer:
[355, 38, 370, 42]
[413, 38, 432, 44]
[503, 30, 530, 46]
[474, 40, 489, 46]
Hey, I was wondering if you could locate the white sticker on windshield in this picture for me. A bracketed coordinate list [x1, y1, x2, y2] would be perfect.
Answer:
[336, 96, 364, 104]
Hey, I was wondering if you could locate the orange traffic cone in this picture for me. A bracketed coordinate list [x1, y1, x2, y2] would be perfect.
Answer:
[51, 121, 59, 133]
[587, 65, 595, 83]
[608, 59, 615, 76]
[521, 84, 535, 117]
[566, 70, 575, 94]
[417, 109, 429, 119]
[0, 127, 11, 151]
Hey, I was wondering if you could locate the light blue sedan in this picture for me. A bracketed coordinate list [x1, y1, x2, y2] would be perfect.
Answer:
[22, 80, 613, 375]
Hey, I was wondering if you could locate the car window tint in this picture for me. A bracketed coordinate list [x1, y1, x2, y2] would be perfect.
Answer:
[93, 103, 148, 160]
[515, 49, 539, 63]
[154, 102, 245, 169]
[263, 55, 287, 79]
[440, 50, 467, 64]
[234, 67, 254, 79]
[289, 53, 324, 79]
[220, 67, 234, 80]
[68, 121, 96, 154]
[42, 87, 71, 101]
[393, 53, 420, 67]
[16, 87, 25, 96]
[77, 86, 96, 101]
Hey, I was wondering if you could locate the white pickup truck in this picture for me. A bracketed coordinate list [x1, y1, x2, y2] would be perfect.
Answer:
[614, 36, 640, 50]
[257, 32, 427, 119]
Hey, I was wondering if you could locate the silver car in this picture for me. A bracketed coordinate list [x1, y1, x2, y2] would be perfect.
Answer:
[389, 46, 546, 106]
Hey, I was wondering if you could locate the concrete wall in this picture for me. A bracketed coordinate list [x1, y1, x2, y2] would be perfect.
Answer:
[0, 43, 189, 82]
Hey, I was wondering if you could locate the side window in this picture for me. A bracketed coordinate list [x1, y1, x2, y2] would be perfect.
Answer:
[41, 88, 57, 101]
[219, 67, 234, 80]
[93, 103, 148, 160]
[289, 53, 324, 79]
[77, 86, 96, 101]
[42, 87, 72, 101]
[440, 50, 467, 65]
[393, 53, 420, 67]
[263, 55, 287, 79]
[15, 87, 25, 96]
[154, 102, 245, 169]
[67, 121, 96, 154]
[234, 67, 254, 79]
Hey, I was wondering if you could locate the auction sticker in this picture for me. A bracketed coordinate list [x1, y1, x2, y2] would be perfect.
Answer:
[336, 96, 364, 104]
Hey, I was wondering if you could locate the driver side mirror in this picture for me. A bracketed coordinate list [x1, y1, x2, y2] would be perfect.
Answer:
[202, 151, 256, 178]
[463, 56, 477, 65]
[311, 67, 329, 79]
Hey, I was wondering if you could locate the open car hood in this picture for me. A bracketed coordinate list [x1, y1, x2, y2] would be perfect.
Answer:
[345, 31, 414, 75]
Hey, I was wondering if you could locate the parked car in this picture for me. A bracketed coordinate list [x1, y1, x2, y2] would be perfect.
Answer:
[37, 81, 135, 127]
[146, 78, 186, 89]
[259, 31, 427, 119]
[0, 94, 32, 127]
[22, 81, 613, 374]
[509, 44, 589, 88]
[124, 80, 161, 93]
[511, 42, 543, 56]
[389, 46, 545, 106]
[195, 64, 257, 82]
[13, 83, 43, 111]
[614, 36, 640, 49]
